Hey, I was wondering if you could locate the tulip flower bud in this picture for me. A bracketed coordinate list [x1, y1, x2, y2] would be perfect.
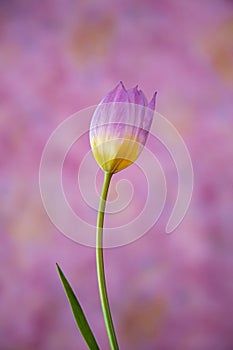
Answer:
[90, 82, 157, 173]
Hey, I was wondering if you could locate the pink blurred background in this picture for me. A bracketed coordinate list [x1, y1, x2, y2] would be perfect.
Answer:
[1, 0, 233, 349]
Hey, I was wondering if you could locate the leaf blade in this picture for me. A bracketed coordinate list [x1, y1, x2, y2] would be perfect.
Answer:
[56, 263, 100, 350]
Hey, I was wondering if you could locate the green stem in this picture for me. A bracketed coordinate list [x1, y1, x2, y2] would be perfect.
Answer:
[96, 172, 119, 350]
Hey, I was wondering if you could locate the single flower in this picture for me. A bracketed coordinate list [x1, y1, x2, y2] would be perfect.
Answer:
[90, 82, 157, 173]
[56, 82, 158, 350]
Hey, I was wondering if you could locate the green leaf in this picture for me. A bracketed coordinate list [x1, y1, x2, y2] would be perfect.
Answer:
[56, 263, 100, 350]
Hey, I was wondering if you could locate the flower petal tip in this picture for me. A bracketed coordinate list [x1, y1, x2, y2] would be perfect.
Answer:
[148, 92, 157, 110]
[119, 81, 127, 91]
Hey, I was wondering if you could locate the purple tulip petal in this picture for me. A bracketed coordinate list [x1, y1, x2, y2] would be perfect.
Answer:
[101, 82, 129, 103]
[148, 92, 157, 110]
[127, 86, 139, 104]
[138, 90, 148, 106]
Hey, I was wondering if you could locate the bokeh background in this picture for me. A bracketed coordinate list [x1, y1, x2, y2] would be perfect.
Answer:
[1, 0, 233, 349]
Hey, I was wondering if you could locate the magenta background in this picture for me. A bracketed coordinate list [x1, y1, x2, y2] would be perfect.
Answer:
[1, 0, 233, 349]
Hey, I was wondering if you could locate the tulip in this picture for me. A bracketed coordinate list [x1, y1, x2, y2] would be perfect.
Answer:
[89, 82, 157, 350]
[90, 81, 156, 173]
[57, 83, 158, 350]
